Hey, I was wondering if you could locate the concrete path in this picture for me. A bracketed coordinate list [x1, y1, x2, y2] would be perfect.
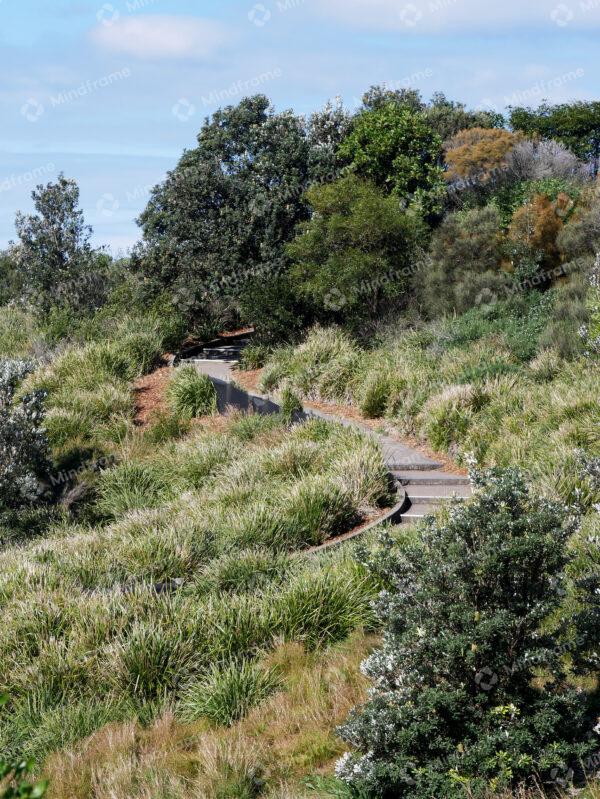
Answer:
[187, 354, 472, 525]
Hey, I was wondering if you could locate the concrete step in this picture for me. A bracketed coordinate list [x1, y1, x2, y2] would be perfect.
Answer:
[401, 502, 439, 520]
[393, 469, 470, 486]
[408, 494, 466, 506]
[406, 484, 471, 501]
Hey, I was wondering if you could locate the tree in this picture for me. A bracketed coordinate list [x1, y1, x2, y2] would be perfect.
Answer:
[12, 175, 102, 313]
[427, 92, 503, 141]
[508, 193, 565, 269]
[444, 127, 522, 184]
[337, 468, 599, 798]
[0, 251, 21, 306]
[134, 95, 349, 333]
[509, 102, 600, 176]
[361, 86, 425, 114]
[360, 88, 503, 140]
[287, 176, 424, 329]
[506, 138, 589, 184]
[339, 104, 445, 217]
[417, 205, 508, 316]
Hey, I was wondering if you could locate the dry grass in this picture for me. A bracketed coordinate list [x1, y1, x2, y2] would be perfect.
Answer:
[43, 633, 375, 799]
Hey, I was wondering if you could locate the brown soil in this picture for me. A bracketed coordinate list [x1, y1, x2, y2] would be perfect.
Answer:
[220, 326, 254, 338]
[133, 364, 173, 427]
[233, 367, 262, 393]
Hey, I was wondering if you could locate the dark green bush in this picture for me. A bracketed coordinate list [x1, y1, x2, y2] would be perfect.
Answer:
[338, 468, 599, 798]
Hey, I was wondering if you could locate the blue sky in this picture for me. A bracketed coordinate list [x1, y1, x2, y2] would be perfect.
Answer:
[1, 0, 599, 252]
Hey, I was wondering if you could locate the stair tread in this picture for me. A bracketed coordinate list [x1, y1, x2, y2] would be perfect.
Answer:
[407, 485, 472, 499]
[394, 470, 470, 485]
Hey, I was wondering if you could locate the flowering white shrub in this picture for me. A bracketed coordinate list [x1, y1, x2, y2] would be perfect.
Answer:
[337, 468, 600, 798]
[0, 359, 50, 511]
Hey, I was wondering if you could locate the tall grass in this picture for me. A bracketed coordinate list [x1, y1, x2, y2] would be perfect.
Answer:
[41, 633, 375, 799]
[262, 309, 600, 506]
[167, 366, 217, 418]
[17, 317, 166, 462]
[0, 416, 387, 763]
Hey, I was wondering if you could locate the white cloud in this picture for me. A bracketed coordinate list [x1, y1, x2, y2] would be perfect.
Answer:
[315, 0, 600, 32]
[91, 15, 229, 60]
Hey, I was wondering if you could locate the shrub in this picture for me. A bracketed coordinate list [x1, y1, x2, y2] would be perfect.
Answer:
[180, 660, 281, 726]
[167, 366, 217, 418]
[287, 176, 424, 329]
[238, 344, 272, 371]
[416, 206, 508, 318]
[0, 695, 48, 798]
[337, 468, 599, 798]
[0, 360, 51, 513]
[96, 461, 174, 517]
[444, 126, 521, 182]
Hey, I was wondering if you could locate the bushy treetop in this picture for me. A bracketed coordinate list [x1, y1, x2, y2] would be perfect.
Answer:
[337, 468, 600, 798]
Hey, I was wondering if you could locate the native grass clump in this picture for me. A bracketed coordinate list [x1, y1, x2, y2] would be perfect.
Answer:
[0, 413, 391, 766]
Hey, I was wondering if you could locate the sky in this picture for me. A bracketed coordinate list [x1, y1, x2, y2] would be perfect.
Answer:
[1, 0, 599, 253]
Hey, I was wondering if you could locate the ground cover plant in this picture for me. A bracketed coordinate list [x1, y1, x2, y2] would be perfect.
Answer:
[261, 291, 600, 506]
[0, 413, 391, 769]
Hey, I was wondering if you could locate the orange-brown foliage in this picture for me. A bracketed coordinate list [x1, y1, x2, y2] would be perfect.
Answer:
[445, 127, 522, 182]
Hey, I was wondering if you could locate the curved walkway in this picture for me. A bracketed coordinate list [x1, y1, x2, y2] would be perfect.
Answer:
[187, 350, 472, 529]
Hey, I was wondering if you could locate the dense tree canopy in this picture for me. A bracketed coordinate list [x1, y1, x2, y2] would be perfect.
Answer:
[134, 95, 350, 331]
[288, 175, 424, 328]
[339, 103, 445, 216]
[509, 101, 600, 175]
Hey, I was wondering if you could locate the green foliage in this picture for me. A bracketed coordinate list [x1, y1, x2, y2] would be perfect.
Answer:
[180, 660, 281, 726]
[237, 343, 272, 371]
[416, 205, 508, 317]
[288, 176, 424, 329]
[167, 366, 217, 418]
[509, 101, 600, 173]
[491, 177, 582, 228]
[0, 417, 387, 761]
[339, 104, 445, 216]
[281, 386, 304, 423]
[12, 174, 112, 314]
[20, 318, 165, 462]
[134, 95, 349, 332]
[0, 360, 51, 514]
[0, 696, 48, 799]
[238, 273, 309, 345]
[338, 469, 598, 797]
